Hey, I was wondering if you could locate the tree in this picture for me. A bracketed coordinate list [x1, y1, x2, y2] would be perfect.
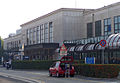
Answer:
[0, 37, 4, 64]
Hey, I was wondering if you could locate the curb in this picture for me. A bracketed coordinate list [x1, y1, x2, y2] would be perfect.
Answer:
[0, 72, 43, 83]
[75, 75, 118, 81]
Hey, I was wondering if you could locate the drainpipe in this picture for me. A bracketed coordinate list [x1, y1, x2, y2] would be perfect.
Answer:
[92, 14, 95, 37]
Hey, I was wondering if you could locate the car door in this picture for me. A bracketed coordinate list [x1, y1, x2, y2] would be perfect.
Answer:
[52, 62, 59, 75]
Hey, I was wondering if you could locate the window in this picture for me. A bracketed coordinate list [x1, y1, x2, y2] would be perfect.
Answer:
[55, 62, 59, 67]
[49, 22, 53, 42]
[40, 24, 44, 43]
[114, 16, 120, 33]
[87, 22, 93, 38]
[104, 18, 111, 36]
[95, 20, 101, 37]
[26, 29, 30, 45]
[36, 26, 40, 43]
[44, 23, 49, 43]
[33, 28, 36, 44]
[29, 28, 33, 45]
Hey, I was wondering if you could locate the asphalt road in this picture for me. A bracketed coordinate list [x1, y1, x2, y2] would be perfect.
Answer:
[0, 76, 26, 83]
[0, 66, 120, 83]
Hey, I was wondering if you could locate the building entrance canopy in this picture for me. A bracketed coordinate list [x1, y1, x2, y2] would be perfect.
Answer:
[106, 33, 120, 49]
[64, 33, 120, 52]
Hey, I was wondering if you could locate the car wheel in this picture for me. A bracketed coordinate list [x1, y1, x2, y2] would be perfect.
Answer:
[49, 71, 52, 77]
[56, 72, 60, 77]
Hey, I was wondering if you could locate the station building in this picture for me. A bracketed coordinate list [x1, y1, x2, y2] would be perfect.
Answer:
[4, 2, 120, 61]
[63, 2, 120, 64]
[4, 8, 92, 60]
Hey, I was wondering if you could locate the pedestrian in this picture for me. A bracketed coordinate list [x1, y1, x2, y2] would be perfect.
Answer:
[65, 63, 70, 77]
[8, 59, 12, 69]
[6, 60, 9, 70]
[2, 61, 6, 67]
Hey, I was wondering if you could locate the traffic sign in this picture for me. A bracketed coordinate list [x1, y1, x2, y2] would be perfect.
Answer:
[100, 40, 107, 47]
[85, 57, 95, 64]
[60, 44, 67, 56]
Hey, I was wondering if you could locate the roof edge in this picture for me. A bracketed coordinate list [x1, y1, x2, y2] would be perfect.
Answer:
[20, 8, 93, 27]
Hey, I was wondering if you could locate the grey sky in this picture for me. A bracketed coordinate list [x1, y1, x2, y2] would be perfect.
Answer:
[0, 0, 120, 38]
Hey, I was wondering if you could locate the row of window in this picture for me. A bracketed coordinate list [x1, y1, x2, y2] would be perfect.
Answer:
[87, 15, 120, 38]
[7, 40, 21, 49]
[64, 35, 108, 45]
[27, 22, 53, 45]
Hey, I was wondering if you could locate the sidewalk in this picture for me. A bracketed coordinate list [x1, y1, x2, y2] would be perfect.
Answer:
[75, 75, 118, 82]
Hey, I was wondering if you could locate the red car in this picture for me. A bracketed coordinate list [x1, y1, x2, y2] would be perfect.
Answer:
[49, 56, 75, 77]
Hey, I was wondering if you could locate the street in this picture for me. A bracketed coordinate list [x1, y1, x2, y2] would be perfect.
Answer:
[0, 76, 26, 83]
[0, 66, 120, 83]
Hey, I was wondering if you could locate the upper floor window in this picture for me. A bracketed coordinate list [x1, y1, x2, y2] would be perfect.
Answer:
[49, 22, 53, 42]
[95, 20, 101, 37]
[114, 16, 120, 33]
[104, 18, 111, 36]
[44, 23, 48, 43]
[87, 22, 93, 38]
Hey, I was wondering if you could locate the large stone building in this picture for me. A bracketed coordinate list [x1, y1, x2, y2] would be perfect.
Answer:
[4, 2, 120, 60]
[20, 8, 93, 45]
[64, 2, 120, 64]
[84, 2, 120, 38]
[4, 8, 92, 60]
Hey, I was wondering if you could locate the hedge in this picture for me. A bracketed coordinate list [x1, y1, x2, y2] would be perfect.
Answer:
[12, 60, 57, 70]
[74, 64, 119, 78]
[11, 60, 84, 70]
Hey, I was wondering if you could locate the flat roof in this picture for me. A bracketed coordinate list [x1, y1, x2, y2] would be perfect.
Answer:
[20, 8, 93, 27]
[84, 2, 120, 15]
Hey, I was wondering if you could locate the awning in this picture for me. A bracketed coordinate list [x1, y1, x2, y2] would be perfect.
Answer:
[75, 45, 84, 52]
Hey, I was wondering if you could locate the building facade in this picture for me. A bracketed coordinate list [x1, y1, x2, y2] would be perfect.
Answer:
[63, 2, 120, 64]
[4, 34, 22, 51]
[84, 2, 120, 38]
[20, 8, 93, 45]
[4, 2, 120, 61]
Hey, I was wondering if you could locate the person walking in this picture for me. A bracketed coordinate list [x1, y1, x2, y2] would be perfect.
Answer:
[6, 60, 9, 70]
[8, 59, 12, 69]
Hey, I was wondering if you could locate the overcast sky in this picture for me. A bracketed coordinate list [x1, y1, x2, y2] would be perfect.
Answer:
[0, 0, 120, 39]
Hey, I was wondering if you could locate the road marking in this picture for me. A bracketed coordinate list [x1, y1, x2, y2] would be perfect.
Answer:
[27, 72, 47, 75]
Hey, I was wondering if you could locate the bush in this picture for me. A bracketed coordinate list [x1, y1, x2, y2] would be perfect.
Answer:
[73, 60, 85, 64]
[11, 60, 83, 70]
[74, 64, 119, 78]
[12, 60, 57, 70]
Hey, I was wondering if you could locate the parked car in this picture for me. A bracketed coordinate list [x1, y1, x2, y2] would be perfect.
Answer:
[49, 56, 75, 77]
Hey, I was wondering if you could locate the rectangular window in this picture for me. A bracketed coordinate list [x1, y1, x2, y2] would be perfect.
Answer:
[95, 20, 101, 37]
[36, 26, 40, 44]
[87, 22, 93, 38]
[104, 18, 111, 36]
[40, 24, 44, 43]
[44, 23, 48, 43]
[26, 29, 30, 45]
[30, 28, 33, 45]
[49, 22, 53, 42]
[114, 16, 120, 33]
[33, 28, 36, 44]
